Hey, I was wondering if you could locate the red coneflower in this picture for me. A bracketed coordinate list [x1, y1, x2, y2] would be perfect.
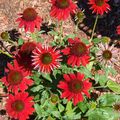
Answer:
[62, 37, 90, 67]
[16, 8, 42, 32]
[1, 60, 33, 93]
[57, 72, 92, 105]
[16, 42, 37, 74]
[32, 44, 61, 73]
[116, 25, 120, 35]
[6, 92, 34, 120]
[88, 0, 110, 15]
[50, 0, 77, 20]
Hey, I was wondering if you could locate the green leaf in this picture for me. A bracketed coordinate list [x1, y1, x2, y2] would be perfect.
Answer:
[92, 38, 101, 44]
[81, 38, 90, 45]
[86, 61, 94, 71]
[94, 73, 108, 86]
[78, 101, 88, 113]
[34, 103, 42, 116]
[41, 90, 50, 104]
[48, 30, 58, 36]
[63, 34, 76, 42]
[97, 94, 120, 107]
[58, 103, 64, 112]
[107, 80, 120, 94]
[18, 38, 24, 45]
[31, 72, 41, 85]
[51, 111, 61, 118]
[53, 69, 61, 78]
[94, 74, 100, 83]
[86, 108, 119, 120]
[66, 101, 73, 112]
[41, 73, 52, 82]
[31, 85, 44, 92]
[99, 75, 108, 86]
[38, 30, 46, 34]
[79, 66, 92, 78]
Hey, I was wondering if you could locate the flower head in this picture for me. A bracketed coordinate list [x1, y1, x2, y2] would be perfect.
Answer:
[57, 72, 92, 105]
[16, 42, 37, 74]
[0, 31, 10, 41]
[62, 37, 90, 67]
[32, 44, 61, 73]
[74, 9, 85, 23]
[6, 92, 34, 120]
[50, 94, 59, 104]
[1, 60, 33, 93]
[96, 43, 119, 67]
[16, 8, 42, 32]
[116, 25, 120, 35]
[50, 0, 77, 20]
[88, 0, 110, 15]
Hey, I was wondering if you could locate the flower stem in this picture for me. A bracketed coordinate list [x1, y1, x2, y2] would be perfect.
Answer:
[75, 22, 79, 34]
[93, 86, 107, 89]
[7, 39, 16, 45]
[90, 15, 99, 42]
[0, 49, 13, 58]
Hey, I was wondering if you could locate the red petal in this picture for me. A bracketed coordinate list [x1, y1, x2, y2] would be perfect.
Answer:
[68, 38, 75, 44]
[61, 91, 71, 98]
[82, 90, 90, 98]
[61, 47, 70, 55]
[71, 56, 77, 67]
[77, 72, 84, 80]
[7, 62, 13, 69]
[57, 81, 68, 90]
[63, 74, 71, 82]
[83, 80, 92, 90]
[76, 57, 81, 66]
[78, 93, 84, 101]
[69, 73, 76, 80]
[67, 55, 75, 65]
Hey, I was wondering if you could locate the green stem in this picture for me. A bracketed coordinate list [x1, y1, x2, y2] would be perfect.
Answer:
[93, 86, 107, 89]
[75, 22, 79, 34]
[0, 49, 13, 58]
[90, 15, 99, 42]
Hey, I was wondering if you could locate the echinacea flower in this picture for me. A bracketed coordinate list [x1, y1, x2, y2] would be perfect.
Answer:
[62, 37, 90, 67]
[116, 25, 120, 35]
[74, 9, 85, 23]
[16, 8, 42, 32]
[57, 72, 92, 105]
[32, 44, 61, 73]
[50, 0, 77, 20]
[16, 42, 37, 74]
[1, 60, 33, 93]
[88, 0, 110, 15]
[96, 43, 119, 67]
[6, 92, 34, 120]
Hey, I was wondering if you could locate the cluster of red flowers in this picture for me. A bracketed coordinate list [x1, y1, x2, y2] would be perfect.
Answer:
[16, 0, 111, 33]
[0, 0, 114, 119]
[1, 60, 34, 120]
